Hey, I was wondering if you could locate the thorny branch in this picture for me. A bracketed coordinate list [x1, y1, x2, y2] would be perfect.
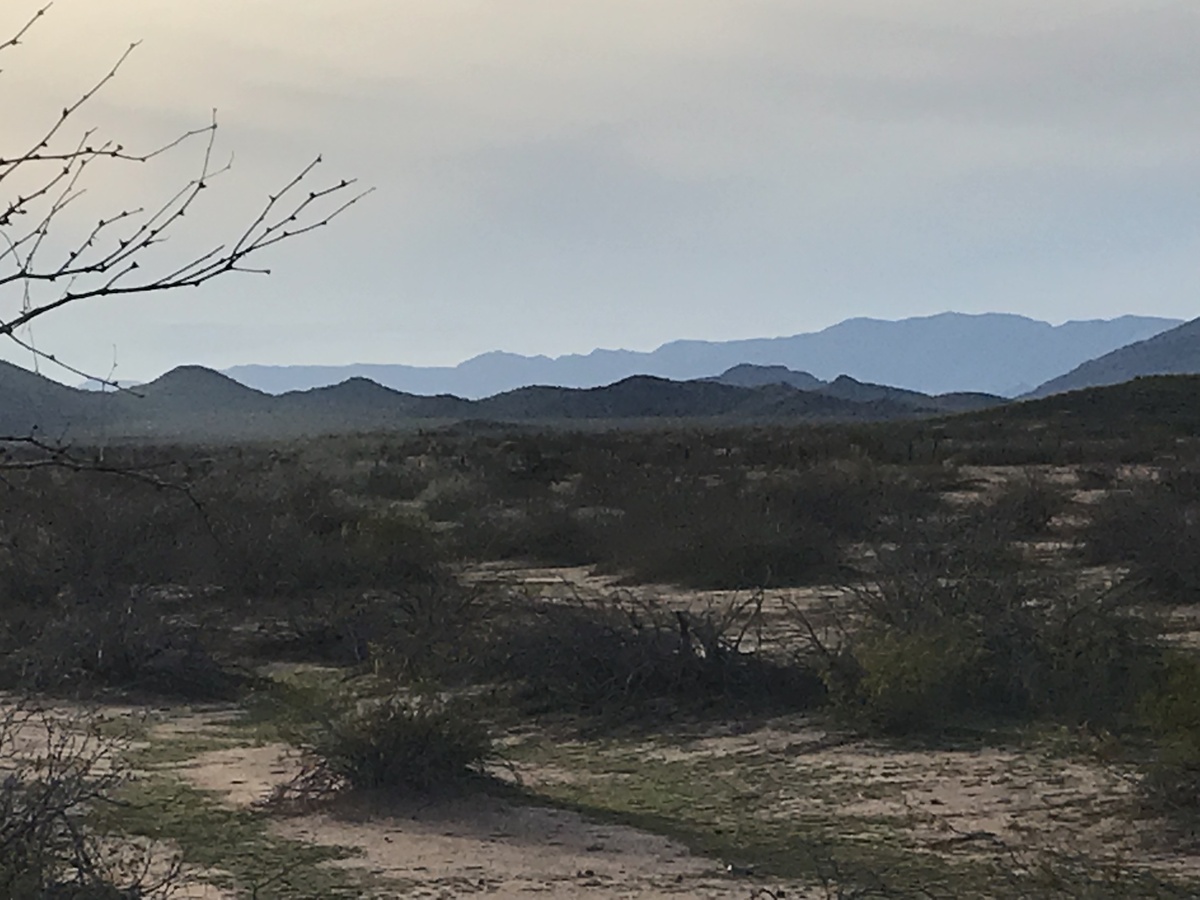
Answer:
[0, 3, 371, 384]
[0, 2, 368, 480]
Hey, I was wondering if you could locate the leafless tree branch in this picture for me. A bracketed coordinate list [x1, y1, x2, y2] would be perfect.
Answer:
[0, 3, 370, 390]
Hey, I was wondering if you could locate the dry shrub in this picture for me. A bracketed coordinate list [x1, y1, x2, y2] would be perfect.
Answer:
[1083, 467, 1200, 604]
[382, 590, 826, 721]
[0, 590, 239, 700]
[0, 703, 179, 898]
[990, 471, 1068, 537]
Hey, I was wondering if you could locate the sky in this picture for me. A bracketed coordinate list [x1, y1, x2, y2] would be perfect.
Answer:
[1, 0, 1198, 383]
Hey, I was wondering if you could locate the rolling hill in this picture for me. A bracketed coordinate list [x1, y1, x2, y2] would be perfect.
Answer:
[2, 362, 1005, 441]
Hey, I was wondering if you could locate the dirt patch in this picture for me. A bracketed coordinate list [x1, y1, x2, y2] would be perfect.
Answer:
[172, 738, 810, 898]
[177, 742, 304, 807]
[273, 797, 783, 899]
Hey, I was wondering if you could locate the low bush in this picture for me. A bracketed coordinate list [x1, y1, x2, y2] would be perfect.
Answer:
[1140, 651, 1200, 825]
[280, 691, 494, 795]
[990, 471, 1068, 537]
[201, 481, 446, 598]
[576, 459, 938, 589]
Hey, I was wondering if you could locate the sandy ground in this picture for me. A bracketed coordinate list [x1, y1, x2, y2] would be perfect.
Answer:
[8, 545, 1200, 897]
[175, 739, 806, 899]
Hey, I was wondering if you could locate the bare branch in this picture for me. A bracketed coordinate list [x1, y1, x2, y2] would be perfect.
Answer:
[0, 3, 368, 391]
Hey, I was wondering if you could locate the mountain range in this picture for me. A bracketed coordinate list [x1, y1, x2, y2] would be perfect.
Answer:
[222, 312, 1181, 399]
[5, 362, 1006, 442]
[14, 311, 1199, 441]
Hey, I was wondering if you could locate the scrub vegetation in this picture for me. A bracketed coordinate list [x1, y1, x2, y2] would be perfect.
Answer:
[5, 378, 1200, 896]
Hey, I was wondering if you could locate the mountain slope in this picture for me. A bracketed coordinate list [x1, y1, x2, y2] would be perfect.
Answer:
[1027, 318, 1200, 398]
[223, 313, 1181, 399]
[0, 360, 105, 436]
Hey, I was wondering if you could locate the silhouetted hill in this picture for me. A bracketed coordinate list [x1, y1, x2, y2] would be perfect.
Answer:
[942, 375, 1200, 444]
[1, 361, 1018, 441]
[0, 360, 104, 436]
[474, 376, 930, 422]
[223, 312, 1181, 398]
[1026, 318, 1200, 398]
[102, 367, 276, 438]
[707, 365, 1003, 414]
[815, 375, 1001, 413]
[274, 379, 474, 427]
[708, 364, 825, 391]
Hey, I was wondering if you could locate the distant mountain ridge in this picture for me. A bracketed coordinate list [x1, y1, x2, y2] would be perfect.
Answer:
[223, 312, 1181, 399]
[3, 361, 1004, 442]
[1026, 317, 1200, 398]
[708, 365, 1000, 414]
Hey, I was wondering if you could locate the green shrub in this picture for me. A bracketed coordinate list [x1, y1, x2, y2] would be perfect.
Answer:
[1140, 652, 1200, 821]
[828, 626, 984, 734]
[286, 693, 494, 793]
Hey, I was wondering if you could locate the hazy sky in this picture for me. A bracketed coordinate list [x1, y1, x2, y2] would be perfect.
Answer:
[2, 1, 1198, 382]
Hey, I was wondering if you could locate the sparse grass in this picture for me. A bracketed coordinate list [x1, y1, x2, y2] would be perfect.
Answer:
[509, 731, 1197, 899]
[96, 777, 376, 900]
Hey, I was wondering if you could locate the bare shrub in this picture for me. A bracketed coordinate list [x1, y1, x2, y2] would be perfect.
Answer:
[0, 591, 239, 700]
[443, 592, 824, 720]
[0, 704, 179, 898]
[990, 471, 1068, 537]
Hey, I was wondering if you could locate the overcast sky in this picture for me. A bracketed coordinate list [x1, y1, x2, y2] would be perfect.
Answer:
[2, 0, 1198, 382]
